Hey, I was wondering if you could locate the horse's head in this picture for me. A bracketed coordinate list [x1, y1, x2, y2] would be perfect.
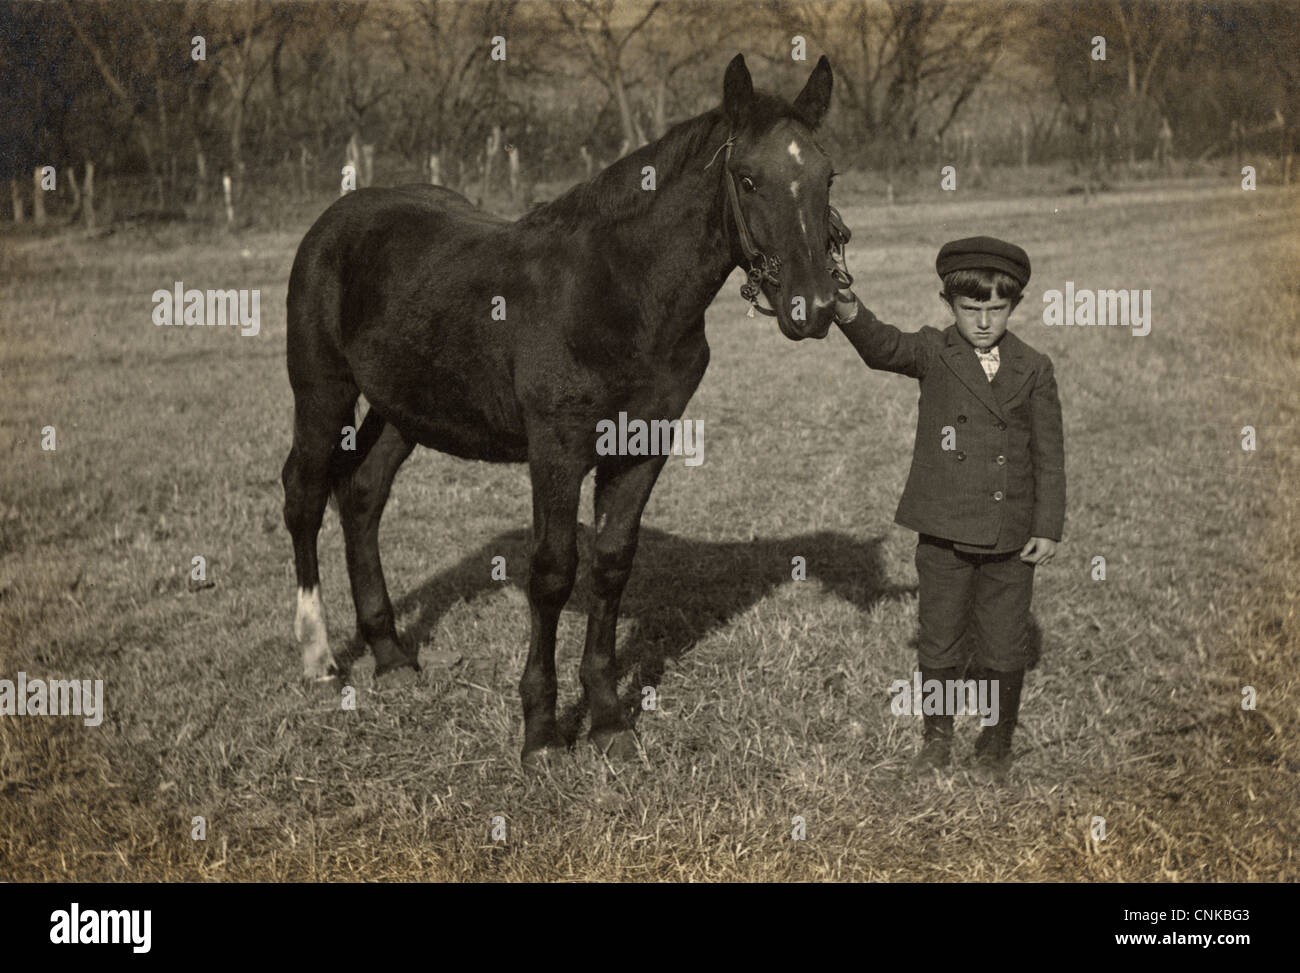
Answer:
[720, 53, 839, 341]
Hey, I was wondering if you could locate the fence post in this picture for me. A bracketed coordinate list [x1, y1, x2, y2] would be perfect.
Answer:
[83, 162, 95, 229]
[32, 167, 46, 225]
[222, 172, 234, 225]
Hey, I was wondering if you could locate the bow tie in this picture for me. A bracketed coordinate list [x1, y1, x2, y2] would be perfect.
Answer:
[974, 345, 1000, 381]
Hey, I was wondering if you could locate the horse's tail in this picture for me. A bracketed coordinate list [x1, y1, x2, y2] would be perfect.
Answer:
[325, 401, 386, 511]
[285, 206, 384, 507]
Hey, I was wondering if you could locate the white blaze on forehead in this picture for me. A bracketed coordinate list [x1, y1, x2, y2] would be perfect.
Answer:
[790, 180, 800, 199]
[788, 140, 803, 164]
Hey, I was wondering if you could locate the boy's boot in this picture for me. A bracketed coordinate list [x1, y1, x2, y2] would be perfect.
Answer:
[912, 666, 959, 773]
[973, 667, 1025, 782]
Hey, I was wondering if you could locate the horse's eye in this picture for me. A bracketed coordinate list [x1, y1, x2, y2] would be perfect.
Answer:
[740, 176, 756, 193]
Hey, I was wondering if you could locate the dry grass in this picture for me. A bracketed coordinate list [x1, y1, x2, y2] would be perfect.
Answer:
[0, 178, 1297, 881]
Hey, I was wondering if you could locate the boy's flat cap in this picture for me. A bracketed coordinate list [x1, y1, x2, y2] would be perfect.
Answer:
[936, 236, 1031, 287]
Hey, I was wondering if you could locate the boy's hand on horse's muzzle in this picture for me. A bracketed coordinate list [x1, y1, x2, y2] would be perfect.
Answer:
[833, 285, 860, 325]
[826, 205, 858, 324]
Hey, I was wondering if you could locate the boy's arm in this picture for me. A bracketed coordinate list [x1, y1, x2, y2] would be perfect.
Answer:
[1028, 357, 1066, 542]
[835, 304, 932, 380]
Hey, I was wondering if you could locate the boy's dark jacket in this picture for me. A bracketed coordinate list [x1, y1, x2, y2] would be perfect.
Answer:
[840, 310, 1066, 553]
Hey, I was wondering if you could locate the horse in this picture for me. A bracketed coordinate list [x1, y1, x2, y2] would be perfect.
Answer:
[282, 53, 842, 764]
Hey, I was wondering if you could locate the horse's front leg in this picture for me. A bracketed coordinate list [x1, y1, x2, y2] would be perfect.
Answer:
[582, 455, 669, 759]
[519, 435, 586, 766]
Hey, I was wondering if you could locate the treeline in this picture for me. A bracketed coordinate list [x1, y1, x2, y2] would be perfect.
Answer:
[1, 0, 1296, 219]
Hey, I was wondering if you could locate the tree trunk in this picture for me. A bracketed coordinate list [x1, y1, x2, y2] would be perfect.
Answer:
[1283, 119, 1293, 186]
[156, 77, 170, 208]
[68, 165, 82, 219]
[222, 173, 234, 225]
[653, 75, 668, 140]
[346, 132, 361, 192]
[361, 144, 375, 188]
[83, 163, 95, 229]
[506, 144, 520, 202]
[612, 66, 644, 151]
[230, 96, 246, 183]
[195, 140, 208, 205]
[32, 168, 46, 225]
[481, 125, 501, 205]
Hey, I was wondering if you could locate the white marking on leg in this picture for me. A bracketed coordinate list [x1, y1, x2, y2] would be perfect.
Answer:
[295, 586, 334, 680]
[799, 211, 808, 237]
[788, 140, 802, 164]
[790, 180, 800, 200]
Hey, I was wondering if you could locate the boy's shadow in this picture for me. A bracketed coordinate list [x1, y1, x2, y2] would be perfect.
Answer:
[362, 526, 916, 745]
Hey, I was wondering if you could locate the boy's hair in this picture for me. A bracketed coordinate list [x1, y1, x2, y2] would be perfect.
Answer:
[941, 268, 1023, 304]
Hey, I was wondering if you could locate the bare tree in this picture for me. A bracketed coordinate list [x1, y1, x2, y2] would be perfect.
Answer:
[548, 0, 664, 151]
[383, 0, 520, 189]
[762, 0, 1008, 167]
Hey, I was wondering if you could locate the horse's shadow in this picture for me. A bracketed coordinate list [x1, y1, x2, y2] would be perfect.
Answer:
[344, 526, 915, 745]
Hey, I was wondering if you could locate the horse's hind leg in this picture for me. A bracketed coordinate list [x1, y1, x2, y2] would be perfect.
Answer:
[282, 380, 357, 680]
[519, 431, 586, 764]
[334, 411, 416, 677]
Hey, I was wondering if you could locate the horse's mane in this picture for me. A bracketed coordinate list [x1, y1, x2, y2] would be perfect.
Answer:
[521, 93, 800, 231]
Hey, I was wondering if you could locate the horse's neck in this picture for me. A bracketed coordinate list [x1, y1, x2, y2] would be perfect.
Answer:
[607, 156, 736, 340]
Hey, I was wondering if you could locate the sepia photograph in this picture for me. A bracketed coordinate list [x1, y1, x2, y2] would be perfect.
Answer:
[0, 0, 1295, 923]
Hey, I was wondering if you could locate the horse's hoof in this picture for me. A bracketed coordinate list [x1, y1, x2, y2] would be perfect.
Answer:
[374, 663, 419, 688]
[589, 727, 639, 762]
[305, 673, 341, 696]
[520, 743, 567, 773]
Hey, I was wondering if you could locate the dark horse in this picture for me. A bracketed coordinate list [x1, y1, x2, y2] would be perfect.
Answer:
[282, 54, 841, 764]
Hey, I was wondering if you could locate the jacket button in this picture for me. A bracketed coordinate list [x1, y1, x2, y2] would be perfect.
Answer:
[993, 491, 1004, 501]
[957, 415, 967, 423]
[996, 421, 1006, 430]
[956, 451, 966, 461]
[996, 455, 1006, 465]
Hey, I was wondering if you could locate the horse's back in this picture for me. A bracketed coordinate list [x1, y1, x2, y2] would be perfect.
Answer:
[293, 184, 505, 265]
[287, 185, 528, 460]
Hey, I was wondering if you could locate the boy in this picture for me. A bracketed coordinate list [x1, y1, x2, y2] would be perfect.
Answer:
[833, 237, 1065, 781]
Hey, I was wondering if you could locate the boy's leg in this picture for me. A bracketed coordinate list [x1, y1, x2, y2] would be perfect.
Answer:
[912, 536, 976, 770]
[968, 552, 1036, 779]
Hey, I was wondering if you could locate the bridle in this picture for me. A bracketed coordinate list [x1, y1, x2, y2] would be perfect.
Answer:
[706, 132, 855, 319]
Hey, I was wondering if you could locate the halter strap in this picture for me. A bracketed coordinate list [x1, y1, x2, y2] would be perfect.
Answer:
[707, 130, 854, 321]
[709, 131, 779, 317]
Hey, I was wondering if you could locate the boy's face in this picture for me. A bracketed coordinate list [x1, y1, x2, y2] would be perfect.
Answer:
[943, 292, 1018, 349]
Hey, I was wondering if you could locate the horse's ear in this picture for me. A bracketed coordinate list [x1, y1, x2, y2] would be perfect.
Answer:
[793, 55, 833, 129]
[723, 53, 753, 124]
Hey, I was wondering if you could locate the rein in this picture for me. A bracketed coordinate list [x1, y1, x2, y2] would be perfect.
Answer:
[707, 131, 854, 319]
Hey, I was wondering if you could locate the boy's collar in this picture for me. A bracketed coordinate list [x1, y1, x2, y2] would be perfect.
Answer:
[944, 326, 1024, 359]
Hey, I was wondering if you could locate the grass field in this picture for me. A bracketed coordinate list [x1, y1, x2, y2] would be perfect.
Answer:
[1, 178, 1296, 881]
